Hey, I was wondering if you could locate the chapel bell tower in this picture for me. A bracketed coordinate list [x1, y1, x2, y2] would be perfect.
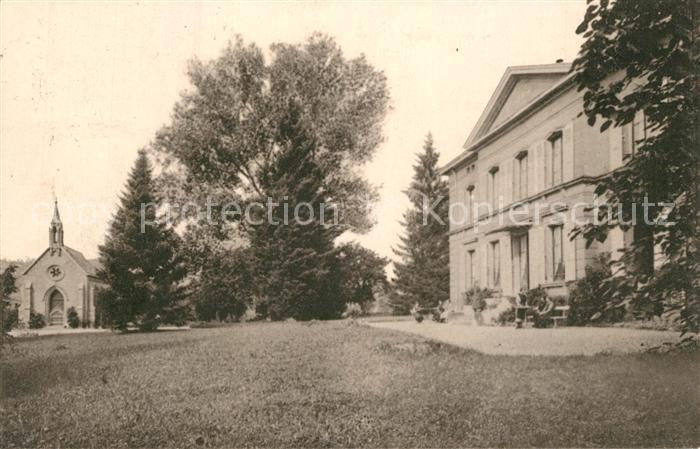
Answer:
[49, 199, 64, 250]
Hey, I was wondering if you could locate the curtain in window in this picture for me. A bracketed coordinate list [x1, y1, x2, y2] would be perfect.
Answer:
[552, 226, 565, 281]
[492, 241, 500, 287]
[552, 136, 562, 186]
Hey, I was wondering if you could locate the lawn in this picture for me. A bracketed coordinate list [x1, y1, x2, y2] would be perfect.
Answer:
[1, 321, 698, 448]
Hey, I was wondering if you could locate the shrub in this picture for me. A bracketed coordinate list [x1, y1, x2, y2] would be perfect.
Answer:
[66, 307, 81, 328]
[342, 302, 363, 319]
[29, 311, 46, 329]
[3, 304, 19, 332]
[138, 316, 162, 332]
[463, 286, 493, 312]
[567, 253, 624, 326]
[495, 298, 516, 326]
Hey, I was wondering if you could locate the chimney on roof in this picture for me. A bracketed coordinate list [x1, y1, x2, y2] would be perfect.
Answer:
[556, 59, 564, 63]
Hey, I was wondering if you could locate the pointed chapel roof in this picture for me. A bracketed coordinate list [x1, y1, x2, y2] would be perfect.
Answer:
[21, 199, 101, 278]
[22, 246, 100, 277]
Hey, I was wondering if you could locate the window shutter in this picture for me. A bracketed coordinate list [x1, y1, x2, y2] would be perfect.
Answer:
[528, 142, 539, 196]
[633, 110, 646, 147]
[609, 125, 623, 170]
[494, 241, 501, 288]
[502, 160, 511, 206]
[544, 140, 551, 189]
[512, 158, 520, 202]
[486, 243, 493, 287]
[528, 227, 542, 285]
[521, 155, 528, 200]
[521, 235, 529, 290]
[465, 251, 470, 289]
[564, 222, 577, 281]
[621, 123, 633, 157]
[563, 121, 574, 181]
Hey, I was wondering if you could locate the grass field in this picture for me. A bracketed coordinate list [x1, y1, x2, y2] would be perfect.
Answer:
[1, 321, 699, 448]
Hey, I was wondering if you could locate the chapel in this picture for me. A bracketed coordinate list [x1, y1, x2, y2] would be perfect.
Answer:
[19, 201, 105, 327]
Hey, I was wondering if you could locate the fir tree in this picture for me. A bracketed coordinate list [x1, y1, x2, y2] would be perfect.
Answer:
[250, 106, 345, 320]
[392, 133, 450, 314]
[98, 150, 188, 331]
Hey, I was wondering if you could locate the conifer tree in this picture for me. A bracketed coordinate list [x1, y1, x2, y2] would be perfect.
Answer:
[392, 134, 450, 314]
[250, 106, 345, 320]
[98, 150, 187, 331]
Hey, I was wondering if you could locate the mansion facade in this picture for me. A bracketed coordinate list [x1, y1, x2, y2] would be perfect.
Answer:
[18, 201, 105, 327]
[440, 62, 652, 307]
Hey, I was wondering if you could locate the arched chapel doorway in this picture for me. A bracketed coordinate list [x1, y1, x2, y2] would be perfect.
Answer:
[48, 290, 65, 326]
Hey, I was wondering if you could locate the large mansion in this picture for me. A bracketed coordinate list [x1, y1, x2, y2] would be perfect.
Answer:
[440, 62, 651, 307]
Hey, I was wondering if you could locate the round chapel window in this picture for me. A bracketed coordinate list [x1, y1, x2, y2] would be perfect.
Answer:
[47, 265, 65, 281]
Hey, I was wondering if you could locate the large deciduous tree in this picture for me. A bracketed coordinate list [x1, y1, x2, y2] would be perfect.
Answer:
[98, 150, 188, 331]
[152, 34, 389, 320]
[391, 134, 449, 314]
[571, 0, 699, 335]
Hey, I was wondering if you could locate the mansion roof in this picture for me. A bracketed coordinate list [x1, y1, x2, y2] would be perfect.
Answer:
[441, 62, 574, 174]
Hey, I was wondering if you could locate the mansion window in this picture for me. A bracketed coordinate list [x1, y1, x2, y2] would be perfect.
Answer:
[622, 110, 647, 158]
[546, 131, 563, 188]
[511, 233, 529, 292]
[546, 225, 565, 281]
[488, 166, 500, 209]
[623, 224, 655, 276]
[466, 249, 477, 288]
[466, 185, 474, 223]
[513, 150, 528, 201]
[488, 240, 501, 288]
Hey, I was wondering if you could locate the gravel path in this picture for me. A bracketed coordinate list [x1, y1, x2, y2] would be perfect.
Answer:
[366, 321, 686, 356]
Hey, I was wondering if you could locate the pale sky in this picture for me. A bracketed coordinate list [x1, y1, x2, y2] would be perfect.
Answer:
[0, 1, 586, 263]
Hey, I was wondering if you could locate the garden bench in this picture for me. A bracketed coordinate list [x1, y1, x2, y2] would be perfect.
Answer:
[551, 306, 570, 327]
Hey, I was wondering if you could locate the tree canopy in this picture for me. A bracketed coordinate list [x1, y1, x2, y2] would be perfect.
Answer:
[152, 34, 390, 320]
[153, 34, 389, 235]
[571, 0, 699, 334]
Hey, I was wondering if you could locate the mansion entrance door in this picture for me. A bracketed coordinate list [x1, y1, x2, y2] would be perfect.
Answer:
[49, 290, 65, 326]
